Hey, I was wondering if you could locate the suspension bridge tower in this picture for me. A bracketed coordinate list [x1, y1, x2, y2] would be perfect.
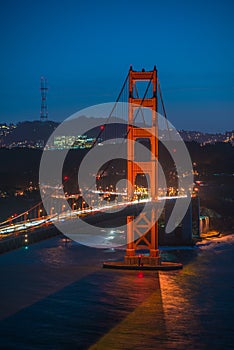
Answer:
[125, 66, 160, 266]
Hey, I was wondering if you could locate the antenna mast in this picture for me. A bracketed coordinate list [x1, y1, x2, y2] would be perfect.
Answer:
[40, 76, 48, 121]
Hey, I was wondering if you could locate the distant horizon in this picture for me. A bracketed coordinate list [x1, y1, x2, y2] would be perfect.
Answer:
[0, 117, 233, 134]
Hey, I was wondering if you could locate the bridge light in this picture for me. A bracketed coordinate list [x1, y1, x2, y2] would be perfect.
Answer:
[138, 271, 144, 278]
[100, 125, 105, 130]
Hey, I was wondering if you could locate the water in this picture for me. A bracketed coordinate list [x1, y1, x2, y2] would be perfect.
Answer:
[0, 235, 234, 349]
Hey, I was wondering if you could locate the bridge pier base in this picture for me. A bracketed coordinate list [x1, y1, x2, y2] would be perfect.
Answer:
[104, 248, 182, 270]
[103, 259, 182, 270]
[124, 252, 161, 266]
[124, 255, 161, 266]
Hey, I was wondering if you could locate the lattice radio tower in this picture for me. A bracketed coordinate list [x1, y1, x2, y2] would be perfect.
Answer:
[40, 76, 48, 121]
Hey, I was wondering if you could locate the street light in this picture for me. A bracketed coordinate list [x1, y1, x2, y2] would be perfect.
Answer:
[24, 212, 29, 222]
[72, 202, 76, 210]
[50, 207, 54, 216]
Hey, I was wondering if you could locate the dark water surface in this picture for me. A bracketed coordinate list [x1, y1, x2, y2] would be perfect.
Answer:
[0, 235, 233, 349]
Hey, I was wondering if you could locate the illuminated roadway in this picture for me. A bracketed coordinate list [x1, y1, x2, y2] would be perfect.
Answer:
[0, 195, 187, 238]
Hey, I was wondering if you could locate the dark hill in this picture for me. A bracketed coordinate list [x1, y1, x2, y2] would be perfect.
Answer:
[4, 121, 59, 144]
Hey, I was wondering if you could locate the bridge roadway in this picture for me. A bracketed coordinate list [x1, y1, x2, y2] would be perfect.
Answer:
[0, 195, 187, 242]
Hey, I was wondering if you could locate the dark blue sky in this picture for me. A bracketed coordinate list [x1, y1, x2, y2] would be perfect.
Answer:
[0, 0, 233, 131]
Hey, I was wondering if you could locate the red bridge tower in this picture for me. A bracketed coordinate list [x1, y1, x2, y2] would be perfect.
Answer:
[125, 66, 160, 265]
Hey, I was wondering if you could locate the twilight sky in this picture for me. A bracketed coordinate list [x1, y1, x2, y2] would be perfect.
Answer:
[0, 0, 233, 132]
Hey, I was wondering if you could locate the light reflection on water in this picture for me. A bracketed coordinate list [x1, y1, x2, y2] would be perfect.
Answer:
[0, 236, 233, 349]
[160, 271, 202, 349]
[159, 236, 234, 350]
